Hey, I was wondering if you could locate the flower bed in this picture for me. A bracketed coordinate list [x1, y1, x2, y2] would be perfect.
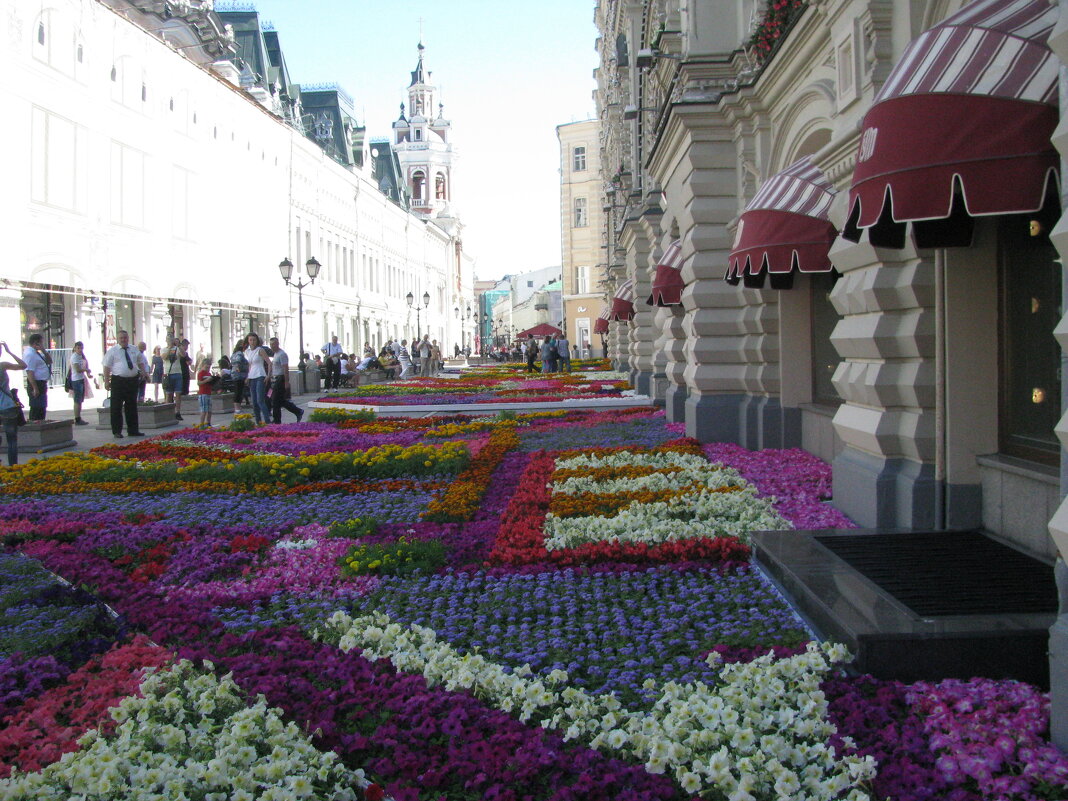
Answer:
[1, 405, 1066, 800]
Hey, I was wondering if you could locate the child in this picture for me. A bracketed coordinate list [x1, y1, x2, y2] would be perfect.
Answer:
[195, 357, 214, 428]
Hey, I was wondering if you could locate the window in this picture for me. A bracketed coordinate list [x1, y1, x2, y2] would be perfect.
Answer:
[810, 272, 841, 405]
[999, 211, 1061, 464]
[31, 107, 84, 214]
[412, 170, 426, 200]
[435, 173, 446, 199]
[414, 128, 422, 141]
[576, 265, 589, 294]
[171, 166, 192, 240]
[574, 197, 588, 227]
[109, 141, 145, 228]
[573, 146, 587, 171]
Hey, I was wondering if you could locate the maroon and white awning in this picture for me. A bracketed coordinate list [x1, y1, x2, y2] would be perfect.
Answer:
[609, 279, 636, 321]
[848, 0, 1059, 247]
[593, 307, 611, 334]
[647, 240, 685, 306]
[726, 157, 838, 288]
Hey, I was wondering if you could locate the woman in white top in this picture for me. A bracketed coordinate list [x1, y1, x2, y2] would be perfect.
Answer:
[243, 332, 273, 425]
[68, 340, 93, 425]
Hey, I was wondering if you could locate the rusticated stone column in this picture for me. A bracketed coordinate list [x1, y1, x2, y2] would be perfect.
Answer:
[1041, 10, 1068, 749]
[828, 233, 937, 528]
[622, 204, 661, 396]
[670, 114, 750, 444]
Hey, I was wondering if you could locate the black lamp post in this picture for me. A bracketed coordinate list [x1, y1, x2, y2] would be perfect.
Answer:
[279, 256, 320, 379]
[406, 290, 430, 340]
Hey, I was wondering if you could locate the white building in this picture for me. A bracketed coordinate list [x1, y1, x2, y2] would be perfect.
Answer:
[1, 0, 474, 378]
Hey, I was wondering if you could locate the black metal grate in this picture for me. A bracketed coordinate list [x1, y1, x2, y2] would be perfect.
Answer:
[815, 531, 1057, 617]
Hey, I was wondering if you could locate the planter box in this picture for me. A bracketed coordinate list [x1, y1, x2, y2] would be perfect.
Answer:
[180, 394, 234, 415]
[17, 420, 76, 453]
[95, 402, 180, 430]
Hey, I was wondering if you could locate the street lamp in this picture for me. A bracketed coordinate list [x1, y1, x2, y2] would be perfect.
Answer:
[406, 290, 430, 340]
[279, 256, 320, 379]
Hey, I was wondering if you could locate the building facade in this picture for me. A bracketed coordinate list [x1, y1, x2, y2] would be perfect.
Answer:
[558, 119, 607, 358]
[2, 0, 473, 378]
[595, 0, 1068, 739]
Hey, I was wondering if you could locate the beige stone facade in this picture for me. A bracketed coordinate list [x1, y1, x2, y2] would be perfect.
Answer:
[595, 0, 1068, 737]
[557, 120, 607, 357]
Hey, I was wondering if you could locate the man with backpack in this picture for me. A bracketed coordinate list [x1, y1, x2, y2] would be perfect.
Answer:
[556, 334, 571, 373]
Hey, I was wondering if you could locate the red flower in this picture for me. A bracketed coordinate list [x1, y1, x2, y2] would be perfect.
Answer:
[364, 784, 386, 801]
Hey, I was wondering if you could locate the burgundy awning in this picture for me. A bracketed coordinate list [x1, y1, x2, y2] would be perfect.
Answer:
[609, 279, 635, 321]
[847, 0, 1059, 248]
[726, 157, 838, 289]
[593, 307, 611, 334]
[647, 240, 685, 306]
[517, 323, 563, 339]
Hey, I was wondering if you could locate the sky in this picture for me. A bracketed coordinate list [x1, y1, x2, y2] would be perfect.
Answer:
[246, 0, 600, 282]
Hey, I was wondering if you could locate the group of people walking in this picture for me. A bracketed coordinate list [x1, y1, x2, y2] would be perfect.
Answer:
[525, 334, 571, 374]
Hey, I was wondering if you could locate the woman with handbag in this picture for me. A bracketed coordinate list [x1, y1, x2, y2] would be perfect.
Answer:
[0, 341, 28, 466]
[67, 340, 93, 425]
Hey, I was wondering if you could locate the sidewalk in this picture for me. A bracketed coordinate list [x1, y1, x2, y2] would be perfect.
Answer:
[16, 386, 319, 459]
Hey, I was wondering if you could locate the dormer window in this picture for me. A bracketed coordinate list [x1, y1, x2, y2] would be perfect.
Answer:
[37, 22, 45, 45]
[414, 129, 422, 141]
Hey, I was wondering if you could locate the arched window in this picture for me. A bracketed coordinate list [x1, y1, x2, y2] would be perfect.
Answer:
[435, 173, 446, 200]
[412, 171, 426, 201]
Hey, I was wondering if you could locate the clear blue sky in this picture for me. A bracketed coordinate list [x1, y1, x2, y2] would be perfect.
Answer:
[248, 0, 599, 281]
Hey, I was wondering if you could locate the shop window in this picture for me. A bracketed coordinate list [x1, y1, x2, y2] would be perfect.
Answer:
[999, 211, 1062, 464]
[810, 271, 841, 405]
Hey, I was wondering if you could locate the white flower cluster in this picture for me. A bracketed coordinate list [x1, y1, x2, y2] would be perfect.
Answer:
[544, 451, 788, 550]
[274, 538, 319, 551]
[0, 660, 365, 801]
[325, 611, 874, 801]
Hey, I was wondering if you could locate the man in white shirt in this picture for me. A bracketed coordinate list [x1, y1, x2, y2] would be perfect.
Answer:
[22, 334, 52, 421]
[321, 335, 343, 390]
[102, 329, 148, 438]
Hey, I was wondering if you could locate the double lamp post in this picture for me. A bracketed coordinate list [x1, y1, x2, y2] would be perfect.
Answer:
[406, 290, 430, 341]
[278, 255, 321, 384]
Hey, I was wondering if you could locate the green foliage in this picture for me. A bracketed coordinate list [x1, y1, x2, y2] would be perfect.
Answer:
[328, 516, 379, 539]
[341, 536, 446, 577]
[228, 414, 256, 432]
[309, 408, 377, 424]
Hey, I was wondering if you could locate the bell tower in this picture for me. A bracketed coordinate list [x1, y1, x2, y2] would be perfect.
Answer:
[393, 42, 457, 231]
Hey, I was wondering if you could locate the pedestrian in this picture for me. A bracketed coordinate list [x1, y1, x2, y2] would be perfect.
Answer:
[244, 332, 272, 425]
[136, 341, 150, 402]
[338, 353, 352, 388]
[68, 340, 93, 425]
[397, 339, 414, 379]
[526, 336, 537, 373]
[102, 329, 147, 438]
[419, 335, 432, 377]
[268, 337, 303, 424]
[0, 341, 27, 466]
[179, 339, 192, 398]
[540, 337, 554, 373]
[195, 357, 215, 428]
[22, 333, 51, 422]
[162, 336, 184, 422]
[321, 335, 343, 390]
[230, 342, 249, 407]
[430, 339, 442, 377]
[557, 334, 571, 373]
[150, 345, 164, 401]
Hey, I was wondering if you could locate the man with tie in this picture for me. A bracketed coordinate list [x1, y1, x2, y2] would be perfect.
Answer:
[102, 329, 149, 438]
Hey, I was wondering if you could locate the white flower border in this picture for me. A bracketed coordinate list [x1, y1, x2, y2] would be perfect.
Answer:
[323, 611, 875, 801]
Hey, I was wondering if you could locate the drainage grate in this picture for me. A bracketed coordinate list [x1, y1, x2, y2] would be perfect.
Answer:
[815, 530, 1058, 617]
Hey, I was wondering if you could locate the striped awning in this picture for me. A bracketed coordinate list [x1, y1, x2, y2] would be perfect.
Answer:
[593, 306, 611, 334]
[647, 240, 685, 306]
[847, 0, 1059, 248]
[609, 279, 635, 321]
[726, 157, 838, 289]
